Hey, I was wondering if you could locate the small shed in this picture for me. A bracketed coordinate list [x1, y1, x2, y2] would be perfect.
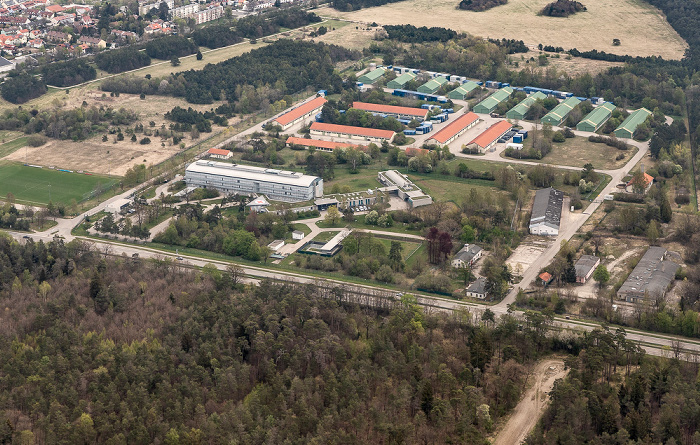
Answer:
[292, 230, 305, 240]
[267, 240, 285, 252]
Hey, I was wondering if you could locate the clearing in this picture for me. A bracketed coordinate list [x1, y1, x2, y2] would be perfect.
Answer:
[509, 136, 638, 170]
[320, 0, 687, 59]
[492, 358, 569, 445]
[510, 50, 624, 77]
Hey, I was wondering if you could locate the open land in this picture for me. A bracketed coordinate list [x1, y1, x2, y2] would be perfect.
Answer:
[510, 50, 625, 77]
[320, 0, 687, 59]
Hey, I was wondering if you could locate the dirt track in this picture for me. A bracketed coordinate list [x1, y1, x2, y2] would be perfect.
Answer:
[492, 359, 568, 445]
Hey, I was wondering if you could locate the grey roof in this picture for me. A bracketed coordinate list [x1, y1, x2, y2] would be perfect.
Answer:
[466, 277, 487, 295]
[454, 244, 482, 264]
[292, 230, 305, 236]
[530, 188, 564, 229]
[0, 57, 13, 67]
[618, 247, 679, 299]
[186, 160, 319, 188]
[574, 255, 600, 278]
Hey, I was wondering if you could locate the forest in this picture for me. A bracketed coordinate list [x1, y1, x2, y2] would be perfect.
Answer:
[458, 0, 508, 12]
[539, 0, 586, 17]
[41, 59, 96, 88]
[145, 35, 198, 60]
[94, 47, 152, 74]
[331, 0, 406, 12]
[383, 25, 457, 43]
[0, 74, 47, 104]
[0, 234, 591, 444]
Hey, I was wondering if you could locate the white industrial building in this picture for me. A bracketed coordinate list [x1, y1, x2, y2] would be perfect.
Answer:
[185, 160, 323, 202]
[529, 188, 564, 236]
[377, 170, 432, 208]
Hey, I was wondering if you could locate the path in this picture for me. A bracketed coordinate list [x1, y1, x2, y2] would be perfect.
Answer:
[492, 359, 569, 445]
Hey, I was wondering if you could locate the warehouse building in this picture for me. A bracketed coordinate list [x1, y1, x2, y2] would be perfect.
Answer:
[387, 72, 416, 90]
[614, 107, 652, 139]
[617, 246, 679, 304]
[575, 255, 601, 284]
[529, 187, 564, 236]
[447, 81, 480, 100]
[351, 101, 429, 121]
[426, 112, 479, 145]
[505, 91, 547, 120]
[286, 136, 366, 152]
[417, 76, 448, 95]
[310, 122, 396, 143]
[577, 102, 616, 132]
[541, 97, 581, 126]
[465, 120, 512, 152]
[377, 170, 433, 208]
[473, 87, 514, 114]
[185, 160, 323, 202]
[357, 67, 386, 85]
[271, 96, 327, 130]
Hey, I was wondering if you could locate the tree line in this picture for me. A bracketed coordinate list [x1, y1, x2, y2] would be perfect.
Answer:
[145, 35, 198, 60]
[383, 24, 457, 43]
[42, 59, 96, 87]
[94, 47, 151, 74]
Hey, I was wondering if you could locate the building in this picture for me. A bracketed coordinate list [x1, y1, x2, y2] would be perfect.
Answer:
[505, 91, 547, 120]
[387, 72, 415, 90]
[614, 108, 652, 139]
[351, 101, 428, 121]
[576, 102, 616, 132]
[207, 148, 232, 159]
[286, 136, 365, 152]
[626, 171, 654, 194]
[473, 87, 514, 114]
[138, 0, 174, 15]
[377, 170, 432, 208]
[77, 36, 106, 48]
[246, 196, 270, 212]
[617, 247, 679, 303]
[465, 120, 512, 152]
[466, 277, 488, 299]
[310, 122, 395, 143]
[357, 67, 385, 85]
[541, 97, 581, 126]
[529, 187, 564, 236]
[270, 96, 326, 130]
[447, 81, 480, 100]
[451, 243, 483, 268]
[417, 76, 447, 95]
[426, 111, 479, 145]
[539, 272, 553, 286]
[292, 230, 305, 240]
[105, 198, 131, 214]
[267, 239, 285, 252]
[185, 160, 323, 202]
[575, 255, 600, 284]
[193, 5, 223, 24]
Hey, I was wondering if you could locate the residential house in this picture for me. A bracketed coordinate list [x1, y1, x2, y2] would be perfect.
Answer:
[451, 244, 483, 269]
[207, 148, 232, 160]
[46, 30, 69, 43]
[626, 172, 654, 194]
[465, 277, 488, 299]
[77, 35, 105, 48]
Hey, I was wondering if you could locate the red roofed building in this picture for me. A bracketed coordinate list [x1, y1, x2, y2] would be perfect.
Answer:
[351, 101, 428, 121]
[405, 147, 429, 157]
[310, 122, 395, 143]
[46, 4, 65, 13]
[539, 272, 553, 286]
[207, 148, 232, 159]
[286, 136, 366, 153]
[626, 171, 654, 194]
[466, 120, 512, 152]
[427, 112, 479, 145]
[271, 96, 326, 130]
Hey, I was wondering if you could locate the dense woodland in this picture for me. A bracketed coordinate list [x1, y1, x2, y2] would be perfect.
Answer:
[42, 59, 97, 88]
[539, 0, 586, 17]
[0, 74, 47, 104]
[145, 35, 198, 60]
[94, 47, 151, 74]
[0, 234, 590, 444]
[458, 0, 508, 11]
[383, 25, 457, 43]
[331, 0, 406, 12]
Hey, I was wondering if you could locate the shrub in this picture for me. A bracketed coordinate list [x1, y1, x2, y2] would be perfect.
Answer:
[26, 134, 48, 147]
[139, 137, 151, 145]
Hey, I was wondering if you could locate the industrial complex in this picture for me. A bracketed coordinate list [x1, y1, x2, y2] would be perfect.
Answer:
[271, 96, 327, 130]
[529, 188, 564, 236]
[617, 247, 679, 303]
[310, 122, 396, 143]
[614, 108, 652, 139]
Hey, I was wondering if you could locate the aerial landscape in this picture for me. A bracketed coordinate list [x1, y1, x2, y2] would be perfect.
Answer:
[1, 0, 700, 442]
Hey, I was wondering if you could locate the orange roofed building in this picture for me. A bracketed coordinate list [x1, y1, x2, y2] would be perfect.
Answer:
[207, 148, 232, 159]
[426, 112, 479, 145]
[286, 136, 366, 152]
[270, 96, 327, 130]
[351, 101, 428, 121]
[309, 122, 395, 143]
[465, 120, 512, 152]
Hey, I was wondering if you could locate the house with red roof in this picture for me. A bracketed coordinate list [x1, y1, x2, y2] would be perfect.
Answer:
[270, 95, 326, 130]
[207, 148, 232, 159]
[310, 122, 395, 143]
[626, 171, 654, 194]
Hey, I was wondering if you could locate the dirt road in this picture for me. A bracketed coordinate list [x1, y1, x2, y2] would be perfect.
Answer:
[492, 359, 569, 445]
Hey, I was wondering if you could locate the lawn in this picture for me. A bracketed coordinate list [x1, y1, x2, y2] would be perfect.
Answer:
[374, 238, 422, 261]
[312, 231, 341, 243]
[0, 162, 118, 205]
[0, 137, 28, 159]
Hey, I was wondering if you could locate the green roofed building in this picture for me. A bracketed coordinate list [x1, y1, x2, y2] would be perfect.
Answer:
[473, 87, 514, 114]
[447, 81, 480, 100]
[505, 91, 547, 120]
[541, 97, 581, 126]
[577, 102, 616, 132]
[387, 72, 416, 90]
[358, 68, 386, 85]
[417, 76, 448, 94]
[614, 108, 652, 139]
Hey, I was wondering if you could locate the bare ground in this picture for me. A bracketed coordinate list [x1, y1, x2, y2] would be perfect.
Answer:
[492, 358, 569, 445]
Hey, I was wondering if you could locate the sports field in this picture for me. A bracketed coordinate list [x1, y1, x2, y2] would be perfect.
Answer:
[0, 162, 118, 205]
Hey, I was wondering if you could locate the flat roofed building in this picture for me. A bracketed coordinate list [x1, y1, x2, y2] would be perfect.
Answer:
[377, 170, 432, 208]
[426, 112, 479, 145]
[185, 160, 323, 202]
[286, 136, 365, 152]
[505, 91, 547, 120]
[473, 87, 514, 114]
[357, 67, 386, 84]
[387, 72, 416, 90]
[529, 187, 564, 236]
[577, 102, 616, 132]
[575, 255, 601, 283]
[271, 96, 327, 130]
[465, 120, 512, 152]
[617, 246, 679, 303]
[447, 81, 480, 100]
[541, 97, 581, 126]
[310, 122, 395, 143]
[614, 107, 652, 139]
[351, 101, 429, 121]
[417, 76, 448, 94]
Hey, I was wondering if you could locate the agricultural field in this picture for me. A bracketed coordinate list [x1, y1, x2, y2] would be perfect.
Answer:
[0, 162, 118, 205]
[320, 0, 687, 59]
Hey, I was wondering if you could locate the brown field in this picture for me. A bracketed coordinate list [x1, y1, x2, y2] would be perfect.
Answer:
[510, 50, 624, 76]
[313, 19, 376, 50]
[320, 0, 687, 60]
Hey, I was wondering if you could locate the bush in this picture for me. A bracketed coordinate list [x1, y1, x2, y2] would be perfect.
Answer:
[375, 265, 394, 283]
[26, 134, 48, 147]
[139, 137, 151, 145]
[552, 131, 565, 142]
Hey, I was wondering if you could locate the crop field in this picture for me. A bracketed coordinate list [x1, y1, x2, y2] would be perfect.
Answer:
[320, 0, 687, 59]
[0, 162, 118, 205]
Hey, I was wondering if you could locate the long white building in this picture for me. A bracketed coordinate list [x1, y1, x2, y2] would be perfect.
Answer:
[185, 160, 323, 202]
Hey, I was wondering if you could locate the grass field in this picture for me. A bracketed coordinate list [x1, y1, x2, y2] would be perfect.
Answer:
[320, 0, 687, 59]
[0, 137, 28, 159]
[0, 162, 118, 205]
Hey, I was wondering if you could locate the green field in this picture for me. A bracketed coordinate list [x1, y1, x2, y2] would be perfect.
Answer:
[0, 162, 118, 205]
